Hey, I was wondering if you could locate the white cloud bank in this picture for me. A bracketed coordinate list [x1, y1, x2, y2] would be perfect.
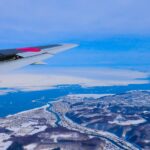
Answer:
[0, 68, 149, 94]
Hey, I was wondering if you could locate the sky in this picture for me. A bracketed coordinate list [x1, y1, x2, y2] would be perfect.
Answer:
[0, 0, 150, 71]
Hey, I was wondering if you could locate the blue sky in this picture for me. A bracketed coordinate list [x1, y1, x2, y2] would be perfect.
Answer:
[0, 0, 150, 71]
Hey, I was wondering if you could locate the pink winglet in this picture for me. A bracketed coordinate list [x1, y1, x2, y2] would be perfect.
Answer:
[17, 47, 41, 52]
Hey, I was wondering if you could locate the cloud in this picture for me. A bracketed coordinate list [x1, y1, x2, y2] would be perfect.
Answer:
[0, 68, 148, 94]
[0, 89, 16, 96]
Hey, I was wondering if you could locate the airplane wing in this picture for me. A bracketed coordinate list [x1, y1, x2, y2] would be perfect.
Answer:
[0, 44, 78, 72]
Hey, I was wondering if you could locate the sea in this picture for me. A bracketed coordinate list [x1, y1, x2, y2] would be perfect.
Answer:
[0, 83, 150, 117]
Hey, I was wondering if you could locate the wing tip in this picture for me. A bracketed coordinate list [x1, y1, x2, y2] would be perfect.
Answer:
[44, 43, 79, 54]
[62, 43, 79, 49]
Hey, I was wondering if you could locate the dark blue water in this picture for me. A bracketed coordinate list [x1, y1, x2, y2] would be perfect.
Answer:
[0, 83, 150, 117]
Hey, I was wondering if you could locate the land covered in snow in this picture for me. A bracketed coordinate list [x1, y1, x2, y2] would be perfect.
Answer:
[0, 91, 150, 150]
